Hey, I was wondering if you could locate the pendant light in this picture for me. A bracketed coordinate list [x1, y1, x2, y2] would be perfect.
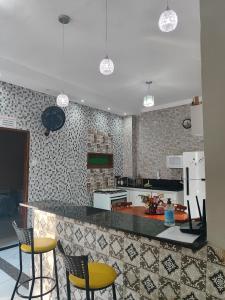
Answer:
[99, 0, 114, 75]
[56, 15, 70, 107]
[143, 81, 154, 107]
[158, 0, 178, 33]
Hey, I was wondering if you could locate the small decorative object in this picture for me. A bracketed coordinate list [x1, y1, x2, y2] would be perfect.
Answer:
[158, 0, 178, 33]
[192, 96, 201, 106]
[139, 194, 165, 215]
[182, 118, 191, 129]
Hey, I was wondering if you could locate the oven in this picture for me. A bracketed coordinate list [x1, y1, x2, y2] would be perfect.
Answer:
[93, 189, 128, 211]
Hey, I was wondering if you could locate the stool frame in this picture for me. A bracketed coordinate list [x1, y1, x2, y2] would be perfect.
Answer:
[58, 241, 117, 300]
[11, 221, 60, 300]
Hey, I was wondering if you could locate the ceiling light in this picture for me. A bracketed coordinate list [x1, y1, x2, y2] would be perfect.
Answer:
[100, 56, 114, 75]
[99, 0, 114, 75]
[56, 15, 70, 107]
[81, 99, 85, 103]
[107, 107, 111, 111]
[124, 113, 127, 116]
[56, 93, 69, 107]
[143, 81, 155, 107]
[159, 1, 178, 33]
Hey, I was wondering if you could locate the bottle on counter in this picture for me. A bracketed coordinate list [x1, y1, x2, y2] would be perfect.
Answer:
[164, 198, 175, 227]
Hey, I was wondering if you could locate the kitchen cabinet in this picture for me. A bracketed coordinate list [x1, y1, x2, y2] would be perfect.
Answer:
[125, 188, 184, 206]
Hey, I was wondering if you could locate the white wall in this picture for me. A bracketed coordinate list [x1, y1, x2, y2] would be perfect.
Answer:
[200, 0, 225, 249]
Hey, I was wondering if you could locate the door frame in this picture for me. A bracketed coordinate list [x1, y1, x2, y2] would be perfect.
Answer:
[0, 127, 30, 234]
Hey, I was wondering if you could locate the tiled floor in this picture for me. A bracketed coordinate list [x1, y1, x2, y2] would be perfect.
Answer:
[0, 246, 30, 300]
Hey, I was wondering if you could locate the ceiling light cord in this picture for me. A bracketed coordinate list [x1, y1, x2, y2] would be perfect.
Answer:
[105, 0, 108, 56]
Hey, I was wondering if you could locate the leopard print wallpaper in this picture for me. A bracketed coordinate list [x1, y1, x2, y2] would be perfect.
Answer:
[0, 81, 124, 205]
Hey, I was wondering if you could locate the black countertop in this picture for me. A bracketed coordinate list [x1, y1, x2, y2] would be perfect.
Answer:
[22, 200, 206, 250]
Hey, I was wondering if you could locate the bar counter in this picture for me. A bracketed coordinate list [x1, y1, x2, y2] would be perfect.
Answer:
[21, 201, 225, 300]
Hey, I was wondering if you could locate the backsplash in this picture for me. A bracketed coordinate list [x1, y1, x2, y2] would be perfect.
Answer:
[0, 81, 123, 205]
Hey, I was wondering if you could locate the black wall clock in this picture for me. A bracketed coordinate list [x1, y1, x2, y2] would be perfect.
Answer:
[41, 106, 66, 136]
[182, 118, 191, 129]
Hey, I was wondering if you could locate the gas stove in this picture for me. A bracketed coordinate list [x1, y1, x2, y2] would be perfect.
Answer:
[93, 188, 128, 210]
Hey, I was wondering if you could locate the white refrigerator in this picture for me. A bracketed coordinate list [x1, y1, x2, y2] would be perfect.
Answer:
[183, 151, 206, 218]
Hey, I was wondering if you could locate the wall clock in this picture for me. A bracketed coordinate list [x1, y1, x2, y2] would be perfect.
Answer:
[182, 118, 191, 129]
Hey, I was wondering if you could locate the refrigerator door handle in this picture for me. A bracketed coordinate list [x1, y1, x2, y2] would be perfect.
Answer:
[186, 167, 189, 196]
[201, 178, 206, 181]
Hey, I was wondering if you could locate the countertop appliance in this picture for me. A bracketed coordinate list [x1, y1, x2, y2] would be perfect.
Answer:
[93, 188, 127, 210]
[183, 151, 206, 218]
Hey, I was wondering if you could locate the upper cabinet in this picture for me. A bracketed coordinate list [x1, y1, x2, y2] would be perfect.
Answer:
[191, 103, 204, 137]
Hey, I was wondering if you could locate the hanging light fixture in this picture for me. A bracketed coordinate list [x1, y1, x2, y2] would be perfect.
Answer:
[56, 15, 70, 107]
[99, 0, 114, 75]
[158, 0, 178, 33]
[143, 81, 155, 107]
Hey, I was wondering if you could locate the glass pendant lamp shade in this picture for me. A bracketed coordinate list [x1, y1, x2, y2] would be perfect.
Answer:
[99, 56, 114, 75]
[159, 8, 178, 32]
[56, 93, 69, 107]
[143, 95, 154, 107]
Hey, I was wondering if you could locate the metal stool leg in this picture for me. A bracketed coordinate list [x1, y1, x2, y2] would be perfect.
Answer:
[91, 290, 94, 300]
[11, 246, 23, 300]
[53, 249, 60, 300]
[66, 271, 71, 300]
[112, 283, 117, 300]
[40, 253, 43, 300]
[29, 252, 35, 300]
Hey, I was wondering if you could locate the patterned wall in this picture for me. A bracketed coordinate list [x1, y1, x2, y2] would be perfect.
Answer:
[0, 81, 123, 205]
[136, 105, 204, 179]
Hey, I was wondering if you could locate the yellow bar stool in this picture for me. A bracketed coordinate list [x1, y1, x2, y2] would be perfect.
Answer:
[11, 221, 60, 300]
[58, 241, 117, 300]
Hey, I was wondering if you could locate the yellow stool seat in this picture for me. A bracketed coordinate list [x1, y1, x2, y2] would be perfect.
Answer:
[21, 238, 57, 253]
[69, 262, 117, 290]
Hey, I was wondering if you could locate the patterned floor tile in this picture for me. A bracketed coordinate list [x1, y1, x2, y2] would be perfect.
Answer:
[181, 255, 206, 291]
[96, 230, 109, 255]
[108, 283, 123, 300]
[95, 252, 109, 264]
[160, 241, 181, 253]
[84, 226, 96, 250]
[73, 244, 84, 256]
[124, 287, 140, 300]
[55, 219, 64, 239]
[140, 268, 159, 299]
[109, 233, 124, 260]
[124, 263, 140, 292]
[73, 223, 85, 246]
[206, 262, 225, 299]
[182, 245, 207, 261]
[206, 293, 221, 300]
[109, 257, 124, 285]
[159, 248, 181, 282]
[207, 245, 225, 267]
[64, 221, 74, 242]
[159, 276, 180, 300]
[181, 284, 207, 299]
[140, 242, 159, 273]
[124, 237, 141, 267]
[140, 237, 160, 248]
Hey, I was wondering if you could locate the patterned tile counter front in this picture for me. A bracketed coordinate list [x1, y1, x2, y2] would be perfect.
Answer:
[27, 205, 225, 300]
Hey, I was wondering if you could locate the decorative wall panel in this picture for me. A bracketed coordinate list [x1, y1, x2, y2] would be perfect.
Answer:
[0, 81, 123, 205]
[87, 129, 114, 192]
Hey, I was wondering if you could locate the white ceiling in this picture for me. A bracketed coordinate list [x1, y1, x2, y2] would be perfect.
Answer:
[0, 0, 201, 115]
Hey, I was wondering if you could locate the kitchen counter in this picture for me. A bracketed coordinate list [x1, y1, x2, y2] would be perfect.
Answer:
[21, 200, 205, 250]
[21, 201, 225, 300]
